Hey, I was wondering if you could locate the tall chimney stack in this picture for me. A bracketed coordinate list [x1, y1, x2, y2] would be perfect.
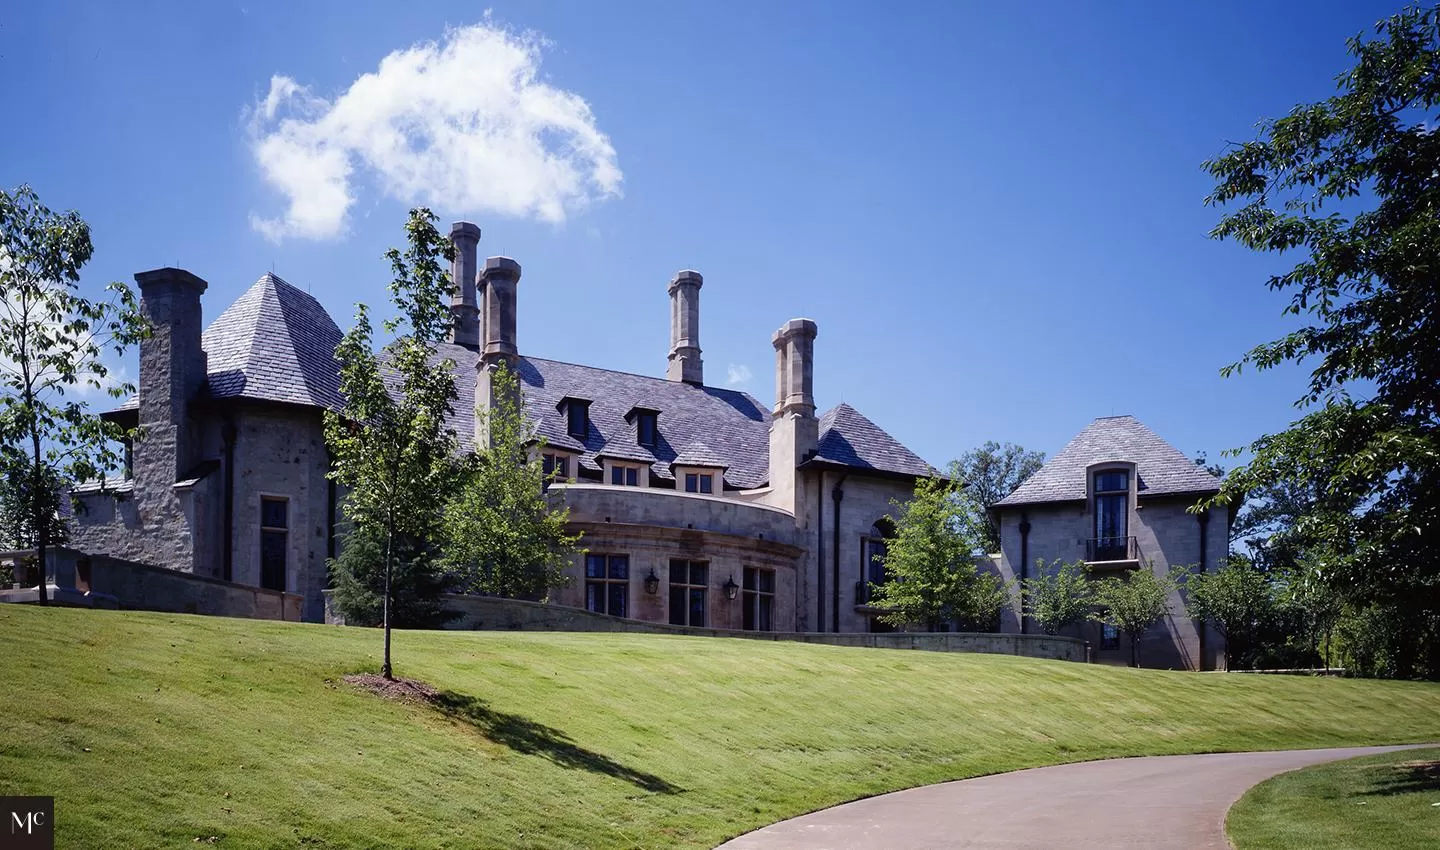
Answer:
[666, 270, 703, 385]
[768, 318, 818, 521]
[449, 222, 481, 348]
[476, 256, 522, 448]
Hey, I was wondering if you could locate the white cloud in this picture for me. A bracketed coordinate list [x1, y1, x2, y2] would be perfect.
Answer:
[247, 21, 623, 242]
[725, 364, 752, 388]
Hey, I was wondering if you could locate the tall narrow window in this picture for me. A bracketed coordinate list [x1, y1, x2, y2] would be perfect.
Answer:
[742, 567, 775, 631]
[566, 401, 589, 439]
[668, 559, 708, 627]
[260, 497, 288, 592]
[1093, 470, 1129, 560]
[637, 412, 658, 447]
[585, 554, 629, 617]
[1101, 622, 1121, 650]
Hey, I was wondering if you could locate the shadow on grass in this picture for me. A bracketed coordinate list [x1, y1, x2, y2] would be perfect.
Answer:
[1362, 759, 1440, 798]
[431, 690, 682, 794]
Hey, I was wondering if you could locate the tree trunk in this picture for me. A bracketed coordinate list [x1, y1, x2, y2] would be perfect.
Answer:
[381, 526, 393, 680]
[30, 432, 48, 606]
[1129, 632, 1140, 667]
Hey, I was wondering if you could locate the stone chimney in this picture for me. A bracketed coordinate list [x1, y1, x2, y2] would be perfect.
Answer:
[449, 222, 481, 348]
[476, 256, 522, 448]
[134, 268, 208, 485]
[768, 318, 818, 519]
[667, 270, 703, 384]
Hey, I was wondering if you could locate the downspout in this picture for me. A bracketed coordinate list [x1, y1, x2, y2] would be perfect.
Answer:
[831, 473, 848, 633]
[816, 470, 826, 632]
[1018, 513, 1031, 635]
[1197, 509, 1210, 670]
[222, 418, 236, 582]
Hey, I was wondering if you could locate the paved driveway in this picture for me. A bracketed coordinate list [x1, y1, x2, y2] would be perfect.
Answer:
[717, 745, 1429, 849]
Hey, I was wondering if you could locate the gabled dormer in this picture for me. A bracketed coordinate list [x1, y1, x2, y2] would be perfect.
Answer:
[624, 405, 661, 449]
[556, 396, 592, 441]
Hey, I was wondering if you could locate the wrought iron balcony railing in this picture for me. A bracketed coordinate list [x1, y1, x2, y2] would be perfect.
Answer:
[1086, 535, 1139, 563]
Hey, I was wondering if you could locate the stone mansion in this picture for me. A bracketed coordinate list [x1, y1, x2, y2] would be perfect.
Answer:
[66, 222, 1228, 668]
[70, 222, 934, 631]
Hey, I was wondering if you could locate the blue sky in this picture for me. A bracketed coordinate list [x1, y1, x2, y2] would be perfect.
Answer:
[0, 1, 1404, 470]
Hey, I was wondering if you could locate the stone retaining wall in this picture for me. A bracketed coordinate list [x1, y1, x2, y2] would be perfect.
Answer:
[324, 591, 1086, 662]
[0, 547, 304, 621]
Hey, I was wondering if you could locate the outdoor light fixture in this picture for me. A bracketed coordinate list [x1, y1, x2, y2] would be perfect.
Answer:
[723, 575, 739, 600]
[644, 569, 660, 595]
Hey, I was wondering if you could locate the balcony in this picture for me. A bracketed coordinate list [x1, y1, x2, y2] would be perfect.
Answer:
[1085, 536, 1140, 567]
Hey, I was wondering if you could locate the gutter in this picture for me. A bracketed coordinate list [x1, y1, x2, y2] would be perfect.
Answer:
[831, 473, 848, 632]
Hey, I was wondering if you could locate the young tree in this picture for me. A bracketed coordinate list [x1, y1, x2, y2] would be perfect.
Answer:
[442, 362, 582, 600]
[948, 441, 1045, 553]
[1090, 565, 1182, 667]
[1185, 557, 1279, 670]
[1202, 5, 1440, 679]
[871, 476, 1007, 631]
[1021, 558, 1093, 636]
[325, 208, 460, 680]
[0, 185, 147, 603]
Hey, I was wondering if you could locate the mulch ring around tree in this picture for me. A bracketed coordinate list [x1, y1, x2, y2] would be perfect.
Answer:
[343, 673, 440, 705]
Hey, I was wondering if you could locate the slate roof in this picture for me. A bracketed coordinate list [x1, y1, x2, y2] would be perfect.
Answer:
[111, 272, 933, 490]
[200, 273, 344, 410]
[672, 442, 729, 469]
[512, 357, 772, 488]
[807, 403, 937, 479]
[995, 415, 1221, 507]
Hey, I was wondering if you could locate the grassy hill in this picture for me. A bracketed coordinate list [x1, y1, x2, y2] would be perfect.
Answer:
[2, 606, 1437, 849]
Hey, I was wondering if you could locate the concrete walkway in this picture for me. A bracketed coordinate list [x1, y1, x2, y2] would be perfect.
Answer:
[717, 745, 1430, 849]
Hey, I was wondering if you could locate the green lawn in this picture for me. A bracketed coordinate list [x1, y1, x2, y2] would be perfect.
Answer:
[1228, 746, 1440, 849]
[2, 606, 1438, 849]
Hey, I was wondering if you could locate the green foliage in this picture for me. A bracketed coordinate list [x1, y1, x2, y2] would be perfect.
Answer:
[1090, 565, 1183, 667]
[324, 208, 461, 678]
[327, 524, 456, 629]
[1021, 558, 1092, 636]
[1202, 5, 1440, 679]
[1334, 603, 1440, 680]
[871, 476, 1010, 631]
[948, 441, 1045, 553]
[0, 185, 147, 603]
[442, 362, 582, 600]
[1186, 557, 1281, 670]
[0, 452, 66, 551]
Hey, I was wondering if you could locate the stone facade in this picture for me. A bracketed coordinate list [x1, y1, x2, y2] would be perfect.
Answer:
[992, 416, 1230, 670]
[65, 223, 934, 633]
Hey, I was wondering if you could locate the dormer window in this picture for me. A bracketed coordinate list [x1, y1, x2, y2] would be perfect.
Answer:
[684, 472, 714, 494]
[625, 406, 660, 448]
[610, 465, 640, 487]
[558, 397, 591, 440]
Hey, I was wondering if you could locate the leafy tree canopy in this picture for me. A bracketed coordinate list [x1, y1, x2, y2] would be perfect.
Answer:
[871, 476, 1009, 631]
[1020, 558, 1092, 636]
[1090, 565, 1182, 667]
[949, 441, 1044, 553]
[324, 208, 460, 679]
[0, 185, 146, 603]
[1202, 5, 1440, 678]
[442, 362, 582, 600]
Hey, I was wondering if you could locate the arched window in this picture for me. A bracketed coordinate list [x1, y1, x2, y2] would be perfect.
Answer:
[861, 518, 895, 599]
